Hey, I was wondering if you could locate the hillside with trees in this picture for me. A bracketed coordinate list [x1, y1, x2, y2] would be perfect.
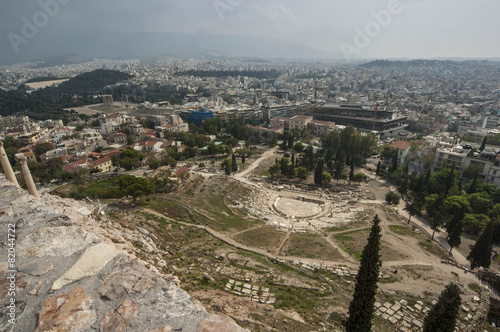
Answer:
[0, 69, 133, 121]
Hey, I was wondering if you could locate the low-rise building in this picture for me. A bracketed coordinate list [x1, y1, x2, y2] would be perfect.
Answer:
[307, 120, 336, 136]
[23, 151, 37, 163]
[92, 156, 113, 173]
[388, 141, 412, 165]
[108, 132, 127, 144]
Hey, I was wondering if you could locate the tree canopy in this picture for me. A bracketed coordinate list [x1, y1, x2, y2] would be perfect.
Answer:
[346, 215, 382, 332]
[423, 283, 461, 332]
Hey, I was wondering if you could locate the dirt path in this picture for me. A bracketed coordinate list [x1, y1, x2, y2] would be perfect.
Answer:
[318, 230, 357, 262]
[276, 230, 291, 256]
[141, 207, 358, 269]
[361, 170, 470, 267]
[235, 147, 279, 179]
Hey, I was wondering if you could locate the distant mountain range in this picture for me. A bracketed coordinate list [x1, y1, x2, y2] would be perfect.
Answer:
[0, 30, 341, 65]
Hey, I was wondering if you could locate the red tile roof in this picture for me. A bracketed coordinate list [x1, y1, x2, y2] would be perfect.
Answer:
[93, 156, 111, 165]
[388, 141, 411, 151]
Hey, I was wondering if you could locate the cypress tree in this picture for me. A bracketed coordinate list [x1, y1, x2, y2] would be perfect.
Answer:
[346, 215, 382, 332]
[280, 158, 288, 176]
[288, 163, 295, 178]
[480, 136, 487, 151]
[423, 283, 461, 332]
[468, 222, 494, 270]
[392, 148, 398, 171]
[314, 158, 324, 185]
[241, 153, 245, 164]
[445, 165, 455, 194]
[447, 220, 463, 254]
[423, 169, 431, 186]
[467, 176, 478, 195]
[225, 161, 231, 176]
[288, 132, 294, 149]
[231, 154, 238, 172]
[349, 157, 354, 184]
[376, 161, 381, 176]
[334, 153, 346, 184]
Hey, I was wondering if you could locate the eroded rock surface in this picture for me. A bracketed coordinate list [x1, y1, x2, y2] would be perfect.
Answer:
[100, 300, 140, 332]
[197, 314, 250, 332]
[0, 176, 247, 332]
[35, 286, 97, 332]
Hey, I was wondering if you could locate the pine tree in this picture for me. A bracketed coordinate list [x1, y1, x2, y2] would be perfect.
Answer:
[314, 159, 324, 185]
[423, 283, 461, 332]
[445, 196, 469, 253]
[231, 154, 238, 172]
[426, 194, 445, 239]
[468, 222, 494, 270]
[346, 215, 382, 332]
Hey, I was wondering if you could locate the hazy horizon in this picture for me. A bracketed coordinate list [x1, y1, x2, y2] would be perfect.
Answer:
[1, 0, 499, 64]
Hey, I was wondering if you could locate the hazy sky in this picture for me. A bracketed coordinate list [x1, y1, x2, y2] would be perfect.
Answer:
[1, 0, 499, 60]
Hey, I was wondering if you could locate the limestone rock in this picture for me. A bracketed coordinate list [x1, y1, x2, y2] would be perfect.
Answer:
[29, 280, 46, 296]
[144, 327, 172, 332]
[196, 314, 250, 332]
[19, 258, 53, 276]
[0, 274, 28, 302]
[155, 282, 207, 319]
[0, 300, 26, 330]
[51, 242, 122, 291]
[100, 300, 140, 332]
[35, 286, 96, 332]
[18, 226, 99, 258]
[276, 309, 307, 324]
[99, 256, 157, 300]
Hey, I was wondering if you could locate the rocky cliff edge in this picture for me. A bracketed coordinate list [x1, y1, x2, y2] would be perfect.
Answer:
[0, 176, 249, 332]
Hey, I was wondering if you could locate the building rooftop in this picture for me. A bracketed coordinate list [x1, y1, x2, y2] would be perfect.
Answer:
[388, 141, 412, 151]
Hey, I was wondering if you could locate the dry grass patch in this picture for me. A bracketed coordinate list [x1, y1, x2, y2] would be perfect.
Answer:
[283, 233, 344, 260]
[232, 226, 286, 251]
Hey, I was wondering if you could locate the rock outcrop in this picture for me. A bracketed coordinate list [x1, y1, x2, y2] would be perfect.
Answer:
[0, 176, 248, 332]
